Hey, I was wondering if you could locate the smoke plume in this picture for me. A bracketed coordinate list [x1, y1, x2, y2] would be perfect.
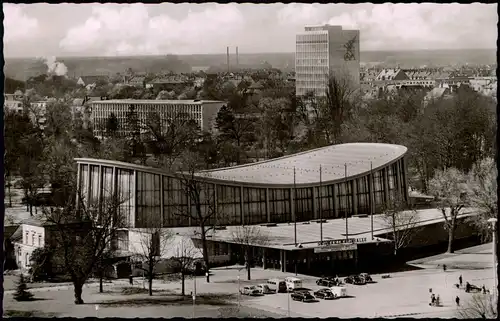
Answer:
[41, 56, 68, 76]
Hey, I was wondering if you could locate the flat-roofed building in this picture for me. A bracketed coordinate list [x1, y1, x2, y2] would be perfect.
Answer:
[90, 99, 227, 139]
[295, 25, 360, 97]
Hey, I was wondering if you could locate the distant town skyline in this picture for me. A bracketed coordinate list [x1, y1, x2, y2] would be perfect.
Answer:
[4, 3, 497, 58]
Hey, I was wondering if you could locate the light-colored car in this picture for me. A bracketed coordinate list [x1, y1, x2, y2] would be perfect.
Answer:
[240, 286, 260, 296]
[256, 284, 274, 294]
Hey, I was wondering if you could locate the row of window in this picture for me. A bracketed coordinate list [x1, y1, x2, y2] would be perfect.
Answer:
[25, 231, 43, 247]
[297, 33, 328, 42]
[79, 160, 406, 228]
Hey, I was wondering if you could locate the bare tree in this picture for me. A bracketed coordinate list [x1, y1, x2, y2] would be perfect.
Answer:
[143, 111, 201, 171]
[465, 158, 497, 241]
[457, 294, 498, 319]
[323, 71, 359, 144]
[171, 152, 222, 283]
[130, 214, 173, 296]
[170, 237, 202, 296]
[428, 167, 468, 253]
[381, 192, 420, 256]
[42, 190, 127, 304]
[231, 225, 269, 280]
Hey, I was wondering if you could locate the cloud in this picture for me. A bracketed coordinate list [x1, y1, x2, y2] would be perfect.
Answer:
[324, 3, 497, 50]
[277, 3, 325, 25]
[3, 3, 39, 43]
[59, 4, 246, 56]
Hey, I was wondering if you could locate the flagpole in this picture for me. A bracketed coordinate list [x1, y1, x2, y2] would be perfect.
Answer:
[294, 166, 298, 276]
[319, 165, 323, 243]
[294, 167, 297, 247]
[345, 163, 349, 241]
[370, 161, 374, 240]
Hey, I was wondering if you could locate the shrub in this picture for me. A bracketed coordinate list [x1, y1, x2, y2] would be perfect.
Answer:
[13, 274, 34, 301]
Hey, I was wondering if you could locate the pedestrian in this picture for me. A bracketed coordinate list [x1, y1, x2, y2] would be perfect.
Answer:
[482, 285, 486, 294]
[430, 293, 436, 306]
[465, 282, 470, 293]
[129, 274, 133, 285]
[436, 294, 441, 306]
[455, 296, 460, 307]
[443, 264, 447, 272]
[459, 275, 462, 287]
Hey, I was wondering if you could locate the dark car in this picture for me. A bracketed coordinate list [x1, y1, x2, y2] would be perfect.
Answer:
[291, 290, 315, 302]
[316, 278, 335, 287]
[344, 275, 366, 285]
[359, 273, 373, 283]
[314, 288, 337, 300]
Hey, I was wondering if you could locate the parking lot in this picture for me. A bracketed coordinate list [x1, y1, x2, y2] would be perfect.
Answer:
[238, 267, 494, 318]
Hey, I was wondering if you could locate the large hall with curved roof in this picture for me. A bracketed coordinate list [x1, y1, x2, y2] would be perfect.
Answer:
[75, 142, 409, 229]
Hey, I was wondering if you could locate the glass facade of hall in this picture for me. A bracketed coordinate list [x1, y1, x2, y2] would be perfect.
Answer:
[77, 158, 408, 228]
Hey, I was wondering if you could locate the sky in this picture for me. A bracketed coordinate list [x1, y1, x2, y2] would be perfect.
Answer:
[3, 3, 498, 57]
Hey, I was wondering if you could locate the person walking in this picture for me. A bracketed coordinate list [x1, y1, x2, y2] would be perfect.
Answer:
[455, 296, 460, 307]
[443, 264, 447, 272]
[436, 294, 441, 306]
[459, 275, 462, 287]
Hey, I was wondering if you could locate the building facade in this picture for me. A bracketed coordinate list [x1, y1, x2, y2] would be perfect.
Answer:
[295, 25, 360, 97]
[75, 143, 408, 230]
[90, 99, 226, 139]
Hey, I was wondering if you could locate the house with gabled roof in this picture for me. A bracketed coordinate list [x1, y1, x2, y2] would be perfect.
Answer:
[375, 69, 408, 81]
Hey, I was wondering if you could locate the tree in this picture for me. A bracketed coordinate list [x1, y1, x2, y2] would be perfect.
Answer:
[125, 104, 146, 163]
[215, 104, 256, 164]
[428, 168, 468, 253]
[381, 192, 420, 256]
[29, 246, 55, 282]
[143, 111, 201, 171]
[43, 189, 128, 304]
[131, 214, 173, 296]
[105, 113, 119, 137]
[465, 158, 497, 241]
[14, 274, 34, 301]
[231, 225, 269, 280]
[172, 152, 222, 283]
[457, 294, 498, 319]
[170, 237, 202, 296]
[44, 100, 73, 139]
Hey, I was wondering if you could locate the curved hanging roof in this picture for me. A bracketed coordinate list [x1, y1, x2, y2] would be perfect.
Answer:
[76, 143, 407, 188]
[195, 143, 407, 186]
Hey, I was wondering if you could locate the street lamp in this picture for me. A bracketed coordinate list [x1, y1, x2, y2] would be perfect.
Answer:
[487, 217, 497, 298]
[192, 274, 197, 318]
[237, 275, 241, 307]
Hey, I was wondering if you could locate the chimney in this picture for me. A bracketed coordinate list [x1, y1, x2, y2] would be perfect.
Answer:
[236, 46, 239, 69]
[227, 46, 230, 73]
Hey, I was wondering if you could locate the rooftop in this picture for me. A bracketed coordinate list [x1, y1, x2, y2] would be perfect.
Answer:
[196, 143, 407, 186]
[183, 208, 478, 251]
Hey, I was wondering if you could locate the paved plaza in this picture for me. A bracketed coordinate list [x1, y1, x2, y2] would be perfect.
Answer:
[3, 238, 495, 318]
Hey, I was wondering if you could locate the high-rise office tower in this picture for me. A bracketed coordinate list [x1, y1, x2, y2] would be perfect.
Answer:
[295, 25, 360, 97]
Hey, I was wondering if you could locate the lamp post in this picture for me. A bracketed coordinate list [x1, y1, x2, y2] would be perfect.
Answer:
[192, 274, 197, 318]
[287, 289, 291, 317]
[487, 217, 497, 298]
[237, 274, 241, 307]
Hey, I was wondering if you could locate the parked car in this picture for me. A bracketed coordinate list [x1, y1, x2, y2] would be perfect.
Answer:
[314, 288, 337, 300]
[255, 284, 274, 294]
[291, 290, 315, 302]
[344, 275, 366, 285]
[316, 278, 335, 287]
[285, 277, 303, 292]
[359, 273, 373, 283]
[267, 278, 287, 293]
[330, 286, 348, 298]
[240, 286, 260, 296]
